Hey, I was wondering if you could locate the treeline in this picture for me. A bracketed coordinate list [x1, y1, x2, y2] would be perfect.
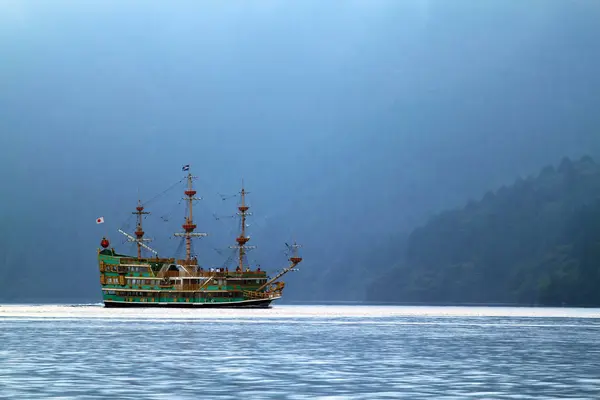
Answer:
[367, 156, 600, 306]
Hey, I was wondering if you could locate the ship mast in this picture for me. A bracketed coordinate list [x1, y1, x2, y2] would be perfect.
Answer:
[173, 166, 207, 262]
[238, 183, 249, 270]
[230, 181, 255, 270]
[133, 199, 150, 259]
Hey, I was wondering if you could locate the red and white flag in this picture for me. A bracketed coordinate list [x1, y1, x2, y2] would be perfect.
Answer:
[96, 217, 105, 224]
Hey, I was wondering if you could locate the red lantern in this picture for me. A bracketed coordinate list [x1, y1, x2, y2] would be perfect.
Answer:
[100, 238, 110, 249]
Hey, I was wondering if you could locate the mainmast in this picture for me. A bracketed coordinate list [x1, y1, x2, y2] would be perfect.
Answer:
[133, 199, 150, 258]
[174, 166, 207, 262]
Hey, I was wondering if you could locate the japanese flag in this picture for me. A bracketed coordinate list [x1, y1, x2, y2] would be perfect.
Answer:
[96, 217, 105, 224]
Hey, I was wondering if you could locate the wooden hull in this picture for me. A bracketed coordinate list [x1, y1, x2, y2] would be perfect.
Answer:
[103, 297, 275, 308]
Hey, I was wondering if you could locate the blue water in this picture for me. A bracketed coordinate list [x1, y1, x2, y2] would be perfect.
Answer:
[0, 305, 599, 399]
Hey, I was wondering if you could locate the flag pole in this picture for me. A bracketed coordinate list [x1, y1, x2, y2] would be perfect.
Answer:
[96, 216, 108, 249]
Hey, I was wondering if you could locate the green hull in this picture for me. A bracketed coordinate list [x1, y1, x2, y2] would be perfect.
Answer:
[104, 298, 274, 308]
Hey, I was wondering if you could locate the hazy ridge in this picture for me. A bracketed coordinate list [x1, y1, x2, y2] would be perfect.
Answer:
[368, 156, 600, 306]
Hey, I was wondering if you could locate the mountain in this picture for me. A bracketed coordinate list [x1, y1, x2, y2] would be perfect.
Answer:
[366, 156, 600, 306]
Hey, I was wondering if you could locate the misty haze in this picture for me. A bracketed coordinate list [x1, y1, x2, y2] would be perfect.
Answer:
[1, 1, 600, 399]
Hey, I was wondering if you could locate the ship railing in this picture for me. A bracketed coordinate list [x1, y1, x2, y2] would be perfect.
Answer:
[155, 270, 195, 278]
[183, 271, 266, 277]
[120, 257, 176, 264]
[157, 271, 181, 278]
[155, 270, 267, 279]
[176, 259, 199, 266]
[197, 271, 266, 278]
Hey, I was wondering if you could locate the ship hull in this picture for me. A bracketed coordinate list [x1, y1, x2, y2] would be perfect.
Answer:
[97, 249, 286, 309]
[103, 298, 275, 308]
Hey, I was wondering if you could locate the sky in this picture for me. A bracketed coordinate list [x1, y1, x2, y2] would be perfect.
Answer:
[0, 0, 599, 301]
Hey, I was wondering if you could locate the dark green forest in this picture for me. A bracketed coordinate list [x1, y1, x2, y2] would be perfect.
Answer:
[367, 156, 600, 306]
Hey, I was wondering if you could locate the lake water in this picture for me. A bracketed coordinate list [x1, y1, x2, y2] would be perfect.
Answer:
[0, 305, 599, 399]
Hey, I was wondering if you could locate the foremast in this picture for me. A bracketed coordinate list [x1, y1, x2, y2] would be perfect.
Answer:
[231, 182, 255, 271]
[133, 200, 150, 259]
[174, 166, 207, 262]
[116, 199, 157, 258]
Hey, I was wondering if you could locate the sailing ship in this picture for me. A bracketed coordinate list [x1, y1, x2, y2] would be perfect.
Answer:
[97, 166, 303, 308]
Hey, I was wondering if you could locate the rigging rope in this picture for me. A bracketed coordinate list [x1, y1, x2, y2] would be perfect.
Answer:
[220, 248, 237, 270]
[142, 177, 185, 207]
[159, 200, 184, 222]
[218, 193, 237, 201]
[116, 178, 184, 230]
[213, 213, 235, 221]
[173, 237, 185, 260]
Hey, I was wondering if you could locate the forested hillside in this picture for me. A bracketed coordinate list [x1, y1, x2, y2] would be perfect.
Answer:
[367, 156, 600, 306]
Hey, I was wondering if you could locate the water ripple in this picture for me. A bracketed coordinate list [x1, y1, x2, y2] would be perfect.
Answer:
[0, 305, 599, 399]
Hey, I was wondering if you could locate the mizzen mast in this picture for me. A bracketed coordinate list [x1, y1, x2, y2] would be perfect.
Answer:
[231, 182, 255, 271]
[174, 165, 207, 262]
